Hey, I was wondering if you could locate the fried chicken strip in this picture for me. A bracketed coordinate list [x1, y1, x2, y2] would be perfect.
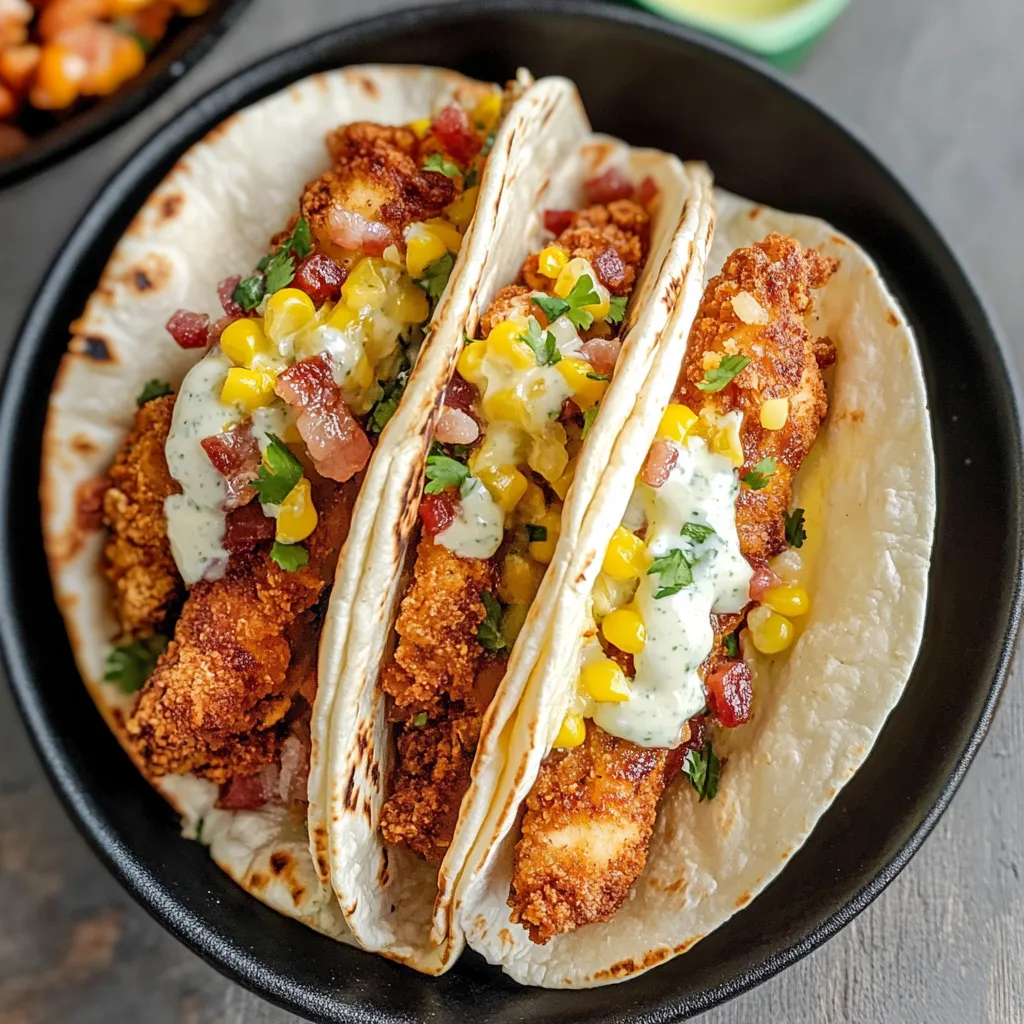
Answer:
[508, 234, 837, 942]
[102, 394, 183, 638]
[126, 479, 354, 782]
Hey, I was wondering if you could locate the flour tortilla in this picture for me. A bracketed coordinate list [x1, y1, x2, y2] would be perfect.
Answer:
[455, 189, 936, 987]
[40, 64, 534, 942]
[319, 87, 715, 971]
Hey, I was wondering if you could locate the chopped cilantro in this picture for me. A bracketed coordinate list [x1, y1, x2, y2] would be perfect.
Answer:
[586, 371, 611, 382]
[233, 274, 265, 311]
[531, 273, 601, 331]
[481, 130, 496, 157]
[425, 454, 469, 494]
[368, 367, 409, 434]
[477, 592, 507, 652]
[681, 522, 716, 544]
[270, 541, 309, 572]
[784, 507, 807, 549]
[742, 457, 777, 491]
[520, 316, 560, 366]
[136, 379, 172, 406]
[646, 548, 695, 599]
[606, 295, 628, 325]
[120, 26, 154, 53]
[525, 524, 547, 543]
[582, 404, 599, 438]
[464, 167, 479, 188]
[104, 635, 168, 694]
[417, 252, 455, 303]
[411, 711, 428, 727]
[685, 740, 720, 801]
[423, 152, 461, 178]
[696, 354, 751, 393]
[195, 818, 205, 844]
[252, 434, 303, 504]
[232, 218, 311, 308]
[723, 629, 740, 658]
[278, 218, 312, 259]
[263, 251, 296, 294]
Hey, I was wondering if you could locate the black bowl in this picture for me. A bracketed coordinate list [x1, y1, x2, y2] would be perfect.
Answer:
[3, 2, 1021, 1020]
[0, 0, 251, 188]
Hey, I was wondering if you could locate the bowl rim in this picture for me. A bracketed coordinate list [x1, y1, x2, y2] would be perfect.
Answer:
[3, 0, 1022, 1019]
[0, 0, 252, 189]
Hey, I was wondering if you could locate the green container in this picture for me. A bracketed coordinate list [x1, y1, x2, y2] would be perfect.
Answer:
[633, 0, 851, 67]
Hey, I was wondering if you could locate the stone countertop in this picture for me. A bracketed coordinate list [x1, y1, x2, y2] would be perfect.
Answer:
[1, 0, 1020, 1021]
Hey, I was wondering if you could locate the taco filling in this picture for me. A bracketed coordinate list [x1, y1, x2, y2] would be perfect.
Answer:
[100, 92, 501, 807]
[507, 233, 837, 942]
[377, 169, 662, 861]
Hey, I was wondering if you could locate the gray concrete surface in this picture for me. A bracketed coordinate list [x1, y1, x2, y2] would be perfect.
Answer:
[1, 0, 1021, 1021]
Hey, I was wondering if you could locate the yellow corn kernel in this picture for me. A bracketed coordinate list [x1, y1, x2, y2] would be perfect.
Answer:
[760, 397, 790, 431]
[602, 526, 646, 580]
[326, 302, 359, 332]
[601, 608, 647, 654]
[528, 510, 562, 564]
[30, 44, 83, 110]
[221, 368, 276, 410]
[762, 584, 810, 618]
[551, 459, 577, 501]
[219, 318, 268, 369]
[711, 415, 744, 467]
[110, 0, 151, 13]
[517, 481, 548, 524]
[553, 257, 610, 320]
[502, 602, 529, 645]
[457, 340, 486, 384]
[487, 321, 535, 370]
[747, 605, 795, 655]
[537, 245, 569, 278]
[264, 288, 316, 340]
[658, 403, 698, 442]
[482, 389, 531, 430]
[445, 186, 479, 231]
[392, 278, 430, 324]
[581, 657, 631, 703]
[500, 553, 544, 605]
[349, 356, 375, 390]
[276, 477, 318, 544]
[476, 464, 528, 513]
[528, 428, 569, 484]
[408, 118, 431, 139]
[423, 218, 463, 254]
[554, 711, 586, 749]
[342, 258, 389, 311]
[556, 358, 608, 411]
[472, 90, 502, 131]
[405, 226, 448, 279]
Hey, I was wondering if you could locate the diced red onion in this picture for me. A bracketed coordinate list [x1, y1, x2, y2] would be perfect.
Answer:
[217, 275, 243, 316]
[580, 336, 621, 376]
[327, 206, 392, 256]
[642, 439, 678, 488]
[435, 406, 479, 445]
[584, 167, 634, 205]
[200, 422, 260, 509]
[749, 564, 782, 602]
[166, 309, 210, 349]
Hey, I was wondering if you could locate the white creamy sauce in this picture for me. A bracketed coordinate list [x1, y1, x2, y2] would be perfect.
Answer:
[592, 436, 752, 748]
[479, 336, 572, 432]
[163, 350, 237, 585]
[546, 314, 583, 357]
[435, 477, 504, 559]
[250, 403, 290, 453]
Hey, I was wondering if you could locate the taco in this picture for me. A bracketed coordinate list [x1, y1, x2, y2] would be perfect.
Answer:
[316, 76, 717, 971]
[453, 190, 936, 986]
[40, 63, 549, 941]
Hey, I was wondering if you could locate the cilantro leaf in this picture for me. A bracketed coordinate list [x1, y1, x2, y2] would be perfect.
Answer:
[278, 217, 312, 259]
[606, 295, 628, 325]
[481, 130, 496, 157]
[681, 522, 716, 544]
[417, 252, 455, 303]
[263, 250, 295, 294]
[252, 434, 303, 505]
[368, 367, 409, 434]
[582, 404, 599, 438]
[562, 274, 601, 330]
[425, 454, 469, 494]
[464, 167, 479, 188]
[233, 274, 265, 311]
[270, 541, 309, 572]
[526, 524, 547, 543]
[104, 635, 167, 694]
[520, 316, 560, 366]
[696, 354, 751, 393]
[741, 457, 777, 491]
[723, 629, 740, 658]
[477, 592, 507, 652]
[423, 152, 461, 178]
[411, 711, 428, 727]
[137, 379, 172, 406]
[647, 548, 694, 599]
[531, 292, 570, 325]
[685, 740, 720, 801]
[586, 371, 611, 382]
[784, 507, 807, 549]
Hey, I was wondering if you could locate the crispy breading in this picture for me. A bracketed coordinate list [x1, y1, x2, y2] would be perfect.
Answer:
[678, 233, 836, 566]
[380, 706, 481, 861]
[479, 284, 533, 337]
[102, 395, 183, 638]
[301, 122, 456, 257]
[126, 481, 354, 782]
[508, 726, 670, 944]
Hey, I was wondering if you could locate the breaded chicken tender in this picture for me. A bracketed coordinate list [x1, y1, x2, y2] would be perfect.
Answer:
[102, 395, 182, 638]
[126, 481, 354, 782]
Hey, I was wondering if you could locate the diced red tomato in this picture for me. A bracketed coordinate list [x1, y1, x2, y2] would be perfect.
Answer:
[217, 765, 279, 811]
[430, 102, 481, 164]
[293, 252, 348, 306]
[705, 660, 753, 728]
[200, 422, 260, 509]
[222, 504, 276, 553]
[442, 373, 479, 413]
[642, 438, 678, 488]
[217, 275, 242, 316]
[637, 175, 659, 208]
[592, 246, 627, 291]
[749, 564, 782, 602]
[165, 309, 210, 349]
[543, 209, 574, 235]
[584, 167, 634, 205]
[663, 714, 707, 780]
[559, 397, 582, 423]
[419, 491, 459, 536]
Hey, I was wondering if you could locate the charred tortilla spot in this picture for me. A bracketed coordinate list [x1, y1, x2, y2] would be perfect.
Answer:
[343, 770, 358, 812]
[359, 74, 379, 99]
[70, 433, 98, 456]
[290, 884, 306, 904]
[269, 851, 290, 875]
[72, 335, 112, 362]
[76, 475, 109, 531]
[159, 192, 183, 221]
[249, 871, 267, 891]
[134, 270, 152, 291]
[674, 935, 704, 955]
[887, 309, 900, 327]
[377, 848, 389, 887]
